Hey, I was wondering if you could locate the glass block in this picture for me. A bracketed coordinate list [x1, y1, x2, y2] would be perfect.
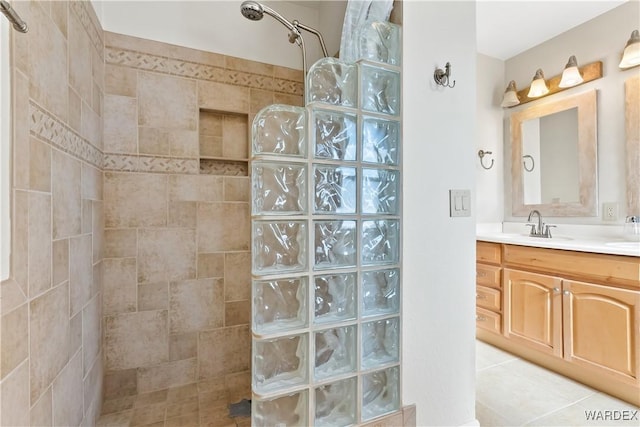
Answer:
[361, 220, 399, 265]
[361, 366, 400, 421]
[253, 277, 308, 335]
[253, 221, 307, 274]
[356, 21, 402, 66]
[253, 390, 308, 427]
[362, 116, 400, 165]
[314, 325, 357, 380]
[253, 333, 308, 394]
[314, 166, 356, 214]
[252, 162, 307, 215]
[313, 109, 357, 161]
[361, 317, 399, 369]
[362, 168, 399, 214]
[314, 377, 357, 427]
[362, 269, 400, 318]
[314, 273, 357, 324]
[361, 64, 400, 116]
[307, 58, 358, 108]
[314, 220, 357, 268]
[252, 105, 307, 157]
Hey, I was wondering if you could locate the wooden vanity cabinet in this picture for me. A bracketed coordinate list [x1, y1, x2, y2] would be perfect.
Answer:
[475, 242, 502, 334]
[477, 241, 640, 406]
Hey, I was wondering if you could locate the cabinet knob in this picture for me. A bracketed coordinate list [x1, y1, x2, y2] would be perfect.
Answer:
[476, 293, 486, 300]
[477, 271, 486, 278]
[476, 315, 487, 321]
[563, 290, 570, 296]
[553, 287, 560, 293]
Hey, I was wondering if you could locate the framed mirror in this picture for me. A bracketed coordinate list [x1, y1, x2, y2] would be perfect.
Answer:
[626, 75, 639, 216]
[511, 90, 598, 216]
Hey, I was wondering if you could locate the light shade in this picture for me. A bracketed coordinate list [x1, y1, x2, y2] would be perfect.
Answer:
[527, 69, 549, 98]
[559, 55, 583, 88]
[501, 80, 520, 107]
[619, 30, 640, 69]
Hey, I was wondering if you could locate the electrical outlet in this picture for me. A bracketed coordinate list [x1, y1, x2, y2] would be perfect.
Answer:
[603, 202, 618, 221]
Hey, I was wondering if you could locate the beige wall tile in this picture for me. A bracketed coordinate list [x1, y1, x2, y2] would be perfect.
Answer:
[224, 372, 251, 405]
[30, 283, 70, 404]
[103, 258, 137, 315]
[225, 300, 250, 327]
[138, 72, 197, 130]
[95, 409, 133, 427]
[361, 411, 404, 427]
[1, 303, 28, 380]
[52, 239, 69, 287]
[92, 44, 106, 92]
[69, 87, 82, 133]
[11, 191, 28, 296]
[82, 294, 101, 377]
[70, 235, 93, 317]
[28, 2, 68, 122]
[199, 111, 223, 136]
[199, 135, 223, 158]
[81, 100, 103, 150]
[0, 278, 27, 314]
[101, 395, 135, 415]
[29, 137, 51, 192]
[225, 56, 274, 76]
[12, 70, 30, 190]
[130, 402, 166, 426]
[30, 386, 53, 427]
[274, 92, 304, 107]
[70, 312, 82, 359]
[138, 228, 196, 284]
[137, 359, 197, 394]
[197, 253, 224, 279]
[222, 115, 248, 159]
[138, 282, 168, 312]
[92, 200, 104, 263]
[223, 177, 249, 202]
[165, 397, 198, 419]
[50, 1, 67, 37]
[169, 278, 224, 334]
[83, 347, 103, 415]
[104, 310, 169, 370]
[28, 192, 52, 297]
[274, 66, 303, 82]
[92, 261, 102, 303]
[104, 172, 167, 228]
[82, 163, 103, 201]
[198, 81, 249, 114]
[52, 351, 84, 427]
[104, 369, 138, 399]
[403, 404, 417, 427]
[137, 126, 169, 156]
[105, 228, 137, 258]
[198, 325, 250, 379]
[224, 252, 251, 301]
[82, 199, 92, 234]
[169, 333, 197, 362]
[1, 361, 30, 426]
[105, 64, 137, 97]
[52, 149, 82, 239]
[135, 389, 168, 407]
[69, 9, 93, 103]
[249, 89, 275, 114]
[168, 175, 223, 202]
[168, 201, 196, 228]
[197, 203, 250, 253]
[104, 95, 138, 154]
[139, 127, 198, 158]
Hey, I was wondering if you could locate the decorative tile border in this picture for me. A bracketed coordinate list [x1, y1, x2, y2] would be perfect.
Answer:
[30, 102, 103, 168]
[70, 1, 104, 56]
[103, 153, 199, 174]
[105, 47, 303, 97]
[199, 159, 248, 176]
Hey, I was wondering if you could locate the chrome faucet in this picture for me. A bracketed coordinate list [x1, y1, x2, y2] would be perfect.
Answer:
[526, 209, 555, 238]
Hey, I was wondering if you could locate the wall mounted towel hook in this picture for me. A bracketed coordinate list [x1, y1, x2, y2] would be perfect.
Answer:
[478, 150, 494, 170]
[523, 154, 535, 172]
[434, 62, 456, 88]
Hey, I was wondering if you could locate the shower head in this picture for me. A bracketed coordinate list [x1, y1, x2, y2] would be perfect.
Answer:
[240, 1, 298, 34]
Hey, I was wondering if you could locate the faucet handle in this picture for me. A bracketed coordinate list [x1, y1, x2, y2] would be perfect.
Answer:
[525, 223, 537, 235]
[544, 224, 556, 238]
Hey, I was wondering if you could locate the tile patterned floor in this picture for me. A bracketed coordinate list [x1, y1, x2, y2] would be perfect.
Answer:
[476, 340, 640, 426]
[96, 380, 251, 427]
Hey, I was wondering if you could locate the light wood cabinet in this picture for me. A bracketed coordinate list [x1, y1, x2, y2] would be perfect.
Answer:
[477, 241, 640, 406]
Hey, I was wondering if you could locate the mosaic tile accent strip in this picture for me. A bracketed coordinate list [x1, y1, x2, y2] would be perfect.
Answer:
[70, 1, 104, 56]
[103, 153, 199, 174]
[199, 159, 248, 176]
[30, 102, 103, 168]
[105, 47, 303, 97]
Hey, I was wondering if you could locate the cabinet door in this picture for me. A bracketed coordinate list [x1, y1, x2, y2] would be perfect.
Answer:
[504, 269, 563, 357]
[563, 280, 640, 385]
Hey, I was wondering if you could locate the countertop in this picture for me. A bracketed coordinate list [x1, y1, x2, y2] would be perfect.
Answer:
[476, 223, 640, 257]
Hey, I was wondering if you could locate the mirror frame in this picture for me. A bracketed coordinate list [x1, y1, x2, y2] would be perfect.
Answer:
[511, 90, 598, 216]
[626, 76, 639, 216]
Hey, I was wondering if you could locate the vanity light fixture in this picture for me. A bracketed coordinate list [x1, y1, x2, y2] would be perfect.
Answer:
[619, 29, 640, 69]
[527, 69, 549, 98]
[559, 55, 583, 88]
[501, 80, 520, 107]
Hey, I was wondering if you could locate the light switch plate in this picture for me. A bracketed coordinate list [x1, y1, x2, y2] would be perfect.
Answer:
[449, 189, 471, 217]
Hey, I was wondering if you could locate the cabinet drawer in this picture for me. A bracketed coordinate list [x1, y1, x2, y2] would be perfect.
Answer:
[476, 285, 501, 312]
[477, 264, 502, 288]
[476, 307, 501, 334]
[477, 241, 502, 265]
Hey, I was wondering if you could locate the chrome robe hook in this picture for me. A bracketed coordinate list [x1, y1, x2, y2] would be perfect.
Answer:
[434, 62, 455, 88]
[523, 155, 535, 172]
[478, 150, 494, 170]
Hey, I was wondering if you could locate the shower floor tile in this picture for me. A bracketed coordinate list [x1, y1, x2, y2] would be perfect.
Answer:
[97, 379, 251, 427]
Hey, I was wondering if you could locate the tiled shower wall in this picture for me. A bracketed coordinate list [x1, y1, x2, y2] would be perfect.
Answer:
[0, 1, 105, 425]
[101, 31, 304, 401]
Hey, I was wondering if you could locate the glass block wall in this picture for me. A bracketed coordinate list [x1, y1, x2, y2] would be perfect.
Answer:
[251, 21, 402, 427]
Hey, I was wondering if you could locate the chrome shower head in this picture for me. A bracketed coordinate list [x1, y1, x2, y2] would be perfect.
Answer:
[240, 1, 263, 21]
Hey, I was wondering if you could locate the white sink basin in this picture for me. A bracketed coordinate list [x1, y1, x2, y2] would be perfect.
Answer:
[605, 241, 640, 249]
[493, 233, 572, 241]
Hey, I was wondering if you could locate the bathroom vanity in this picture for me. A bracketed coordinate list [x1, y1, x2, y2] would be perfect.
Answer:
[475, 236, 640, 406]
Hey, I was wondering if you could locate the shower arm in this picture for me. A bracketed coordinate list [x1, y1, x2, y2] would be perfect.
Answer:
[292, 20, 329, 58]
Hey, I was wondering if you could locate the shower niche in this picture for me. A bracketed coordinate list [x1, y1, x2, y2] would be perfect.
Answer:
[250, 21, 402, 427]
[199, 109, 249, 175]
